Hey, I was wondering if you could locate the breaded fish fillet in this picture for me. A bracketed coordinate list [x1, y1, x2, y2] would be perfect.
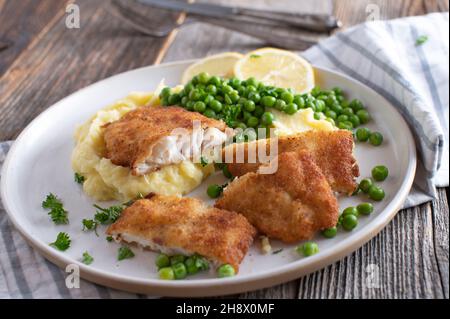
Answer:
[222, 130, 359, 194]
[106, 195, 256, 271]
[215, 151, 339, 243]
[103, 106, 228, 175]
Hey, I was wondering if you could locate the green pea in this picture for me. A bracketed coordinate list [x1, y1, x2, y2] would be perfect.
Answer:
[297, 242, 319, 257]
[359, 178, 373, 193]
[368, 185, 385, 201]
[342, 206, 358, 217]
[217, 264, 235, 278]
[274, 99, 287, 111]
[246, 77, 258, 87]
[243, 111, 252, 122]
[193, 101, 206, 113]
[172, 262, 187, 279]
[314, 112, 322, 120]
[315, 100, 326, 112]
[209, 100, 223, 112]
[222, 85, 233, 95]
[325, 118, 335, 125]
[326, 95, 338, 106]
[237, 86, 246, 95]
[248, 92, 261, 103]
[342, 108, 354, 117]
[247, 116, 259, 128]
[224, 94, 233, 105]
[208, 76, 221, 86]
[372, 165, 389, 182]
[322, 227, 337, 238]
[280, 91, 294, 104]
[355, 127, 371, 142]
[184, 257, 198, 275]
[198, 72, 210, 84]
[159, 267, 175, 280]
[357, 203, 374, 215]
[333, 87, 343, 96]
[325, 110, 337, 119]
[203, 109, 216, 118]
[338, 121, 353, 130]
[253, 105, 265, 117]
[186, 101, 195, 111]
[311, 86, 321, 96]
[207, 184, 222, 198]
[348, 114, 361, 127]
[189, 89, 202, 101]
[155, 254, 170, 269]
[369, 132, 384, 146]
[195, 256, 209, 271]
[181, 96, 189, 107]
[244, 100, 256, 112]
[294, 95, 305, 108]
[342, 214, 358, 231]
[306, 100, 315, 110]
[350, 99, 364, 111]
[160, 87, 171, 99]
[331, 103, 343, 114]
[222, 165, 233, 179]
[229, 77, 241, 88]
[337, 114, 349, 123]
[160, 96, 169, 106]
[245, 85, 257, 97]
[168, 93, 180, 105]
[317, 94, 328, 101]
[170, 255, 186, 265]
[261, 112, 275, 126]
[206, 84, 217, 95]
[184, 83, 194, 93]
[229, 91, 240, 103]
[203, 94, 214, 105]
[356, 109, 371, 124]
[235, 122, 247, 130]
[284, 103, 298, 115]
[261, 96, 276, 108]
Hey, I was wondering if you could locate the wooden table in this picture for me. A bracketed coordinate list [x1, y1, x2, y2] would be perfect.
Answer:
[0, 0, 448, 298]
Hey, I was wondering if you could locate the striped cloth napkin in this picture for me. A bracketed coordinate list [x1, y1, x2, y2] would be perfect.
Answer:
[0, 13, 448, 298]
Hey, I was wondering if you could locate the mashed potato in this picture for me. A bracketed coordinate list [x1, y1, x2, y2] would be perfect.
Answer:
[71, 89, 214, 202]
[272, 108, 335, 136]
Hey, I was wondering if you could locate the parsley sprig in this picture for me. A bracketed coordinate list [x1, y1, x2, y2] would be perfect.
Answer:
[81, 251, 94, 265]
[82, 218, 98, 235]
[42, 193, 69, 224]
[74, 172, 85, 184]
[50, 232, 71, 251]
[416, 35, 428, 46]
[118, 246, 135, 261]
[93, 204, 124, 224]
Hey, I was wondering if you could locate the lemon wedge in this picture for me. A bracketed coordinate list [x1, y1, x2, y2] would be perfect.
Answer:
[181, 52, 243, 84]
[234, 47, 315, 94]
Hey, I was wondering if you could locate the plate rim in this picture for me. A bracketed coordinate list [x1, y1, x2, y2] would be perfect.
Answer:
[0, 60, 417, 296]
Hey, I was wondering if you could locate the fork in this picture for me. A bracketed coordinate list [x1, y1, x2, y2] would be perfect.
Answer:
[108, 0, 328, 50]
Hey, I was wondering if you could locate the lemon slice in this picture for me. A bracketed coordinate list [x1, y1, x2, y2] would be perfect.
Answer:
[181, 52, 244, 84]
[234, 47, 314, 94]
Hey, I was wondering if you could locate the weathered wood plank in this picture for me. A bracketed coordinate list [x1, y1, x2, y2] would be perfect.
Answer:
[0, 0, 69, 75]
[0, 0, 178, 141]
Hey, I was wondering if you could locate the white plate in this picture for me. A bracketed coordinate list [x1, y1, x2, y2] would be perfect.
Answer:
[1, 60, 416, 297]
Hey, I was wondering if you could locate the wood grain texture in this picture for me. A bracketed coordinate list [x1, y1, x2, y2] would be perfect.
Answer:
[0, 0, 448, 299]
[0, 0, 179, 140]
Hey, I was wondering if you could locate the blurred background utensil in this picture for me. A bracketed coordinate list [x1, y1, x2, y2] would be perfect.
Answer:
[137, 0, 341, 32]
[109, 0, 334, 49]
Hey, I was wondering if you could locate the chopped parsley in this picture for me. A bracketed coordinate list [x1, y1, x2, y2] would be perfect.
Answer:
[81, 251, 94, 265]
[118, 246, 135, 261]
[50, 232, 71, 251]
[42, 193, 69, 224]
[220, 104, 241, 127]
[250, 54, 261, 58]
[106, 236, 113, 242]
[82, 218, 98, 236]
[272, 249, 284, 254]
[200, 156, 208, 167]
[74, 172, 85, 184]
[93, 204, 124, 224]
[416, 35, 428, 46]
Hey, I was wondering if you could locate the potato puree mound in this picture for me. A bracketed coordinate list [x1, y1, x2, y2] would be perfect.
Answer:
[71, 91, 214, 202]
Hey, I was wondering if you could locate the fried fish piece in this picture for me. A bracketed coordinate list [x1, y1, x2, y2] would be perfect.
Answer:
[222, 130, 359, 194]
[106, 194, 256, 271]
[103, 106, 228, 175]
[215, 151, 339, 243]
